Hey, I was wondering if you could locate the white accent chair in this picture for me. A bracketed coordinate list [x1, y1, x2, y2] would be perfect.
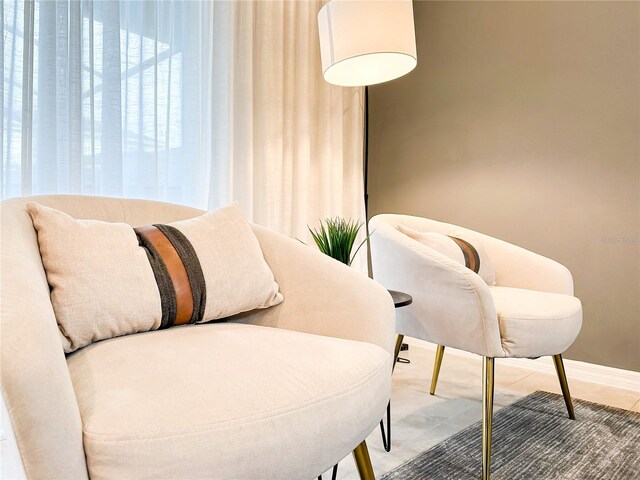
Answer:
[369, 214, 582, 480]
[1, 195, 395, 480]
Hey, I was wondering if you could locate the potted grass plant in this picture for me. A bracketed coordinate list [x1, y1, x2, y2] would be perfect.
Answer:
[307, 217, 368, 267]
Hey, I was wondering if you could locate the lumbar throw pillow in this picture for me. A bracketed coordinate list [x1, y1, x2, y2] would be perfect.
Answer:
[396, 224, 496, 285]
[27, 202, 283, 352]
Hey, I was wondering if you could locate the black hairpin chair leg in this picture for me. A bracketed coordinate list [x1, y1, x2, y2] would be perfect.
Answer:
[318, 464, 338, 480]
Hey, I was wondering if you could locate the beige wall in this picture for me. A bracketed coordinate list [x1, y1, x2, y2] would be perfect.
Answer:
[369, 1, 640, 371]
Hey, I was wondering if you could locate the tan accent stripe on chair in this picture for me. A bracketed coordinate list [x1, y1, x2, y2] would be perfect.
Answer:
[135, 225, 194, 326]
[449, 236, 481, 274]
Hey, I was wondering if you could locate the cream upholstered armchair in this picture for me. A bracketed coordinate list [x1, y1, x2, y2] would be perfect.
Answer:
[1, 195, 395, 480]
[369, 213, 582, 480]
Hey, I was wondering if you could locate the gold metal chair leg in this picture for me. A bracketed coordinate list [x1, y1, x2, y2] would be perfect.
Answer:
[482, 357, 495, 480]
[429, 345, 445, 395]
[552, 354, 576, 420]
[392, 334, 404, 372]
[352, 440, 375, 480]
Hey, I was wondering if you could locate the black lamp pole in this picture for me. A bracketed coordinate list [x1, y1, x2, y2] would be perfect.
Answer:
[363, 86, 372, 277]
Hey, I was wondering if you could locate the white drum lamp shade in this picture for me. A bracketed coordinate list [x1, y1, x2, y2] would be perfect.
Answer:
[317, 0, 417, 87]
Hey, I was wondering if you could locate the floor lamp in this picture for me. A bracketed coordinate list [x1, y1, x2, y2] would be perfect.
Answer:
[318, 0, 417, 276]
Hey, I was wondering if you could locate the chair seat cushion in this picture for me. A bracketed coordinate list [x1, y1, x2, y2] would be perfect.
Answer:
[67, 323, 390, 480]
[490, 286, 582, 358]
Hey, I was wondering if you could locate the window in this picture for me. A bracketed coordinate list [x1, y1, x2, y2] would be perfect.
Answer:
[2, 0, 211, 206]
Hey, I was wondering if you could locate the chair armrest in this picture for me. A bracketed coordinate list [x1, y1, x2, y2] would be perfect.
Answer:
[1, 199, 88, 479]
[233, 225, 397, 358]
[478, 235, 574, 295]
[369, 219, 505, 358]
[1, 394, 27, 479]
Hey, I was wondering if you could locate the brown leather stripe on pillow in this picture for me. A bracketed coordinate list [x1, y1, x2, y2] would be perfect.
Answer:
[135, 226, 195, 328]
[154, 224, 207, 326]
[135, 227, 176, 328]
[448, 236, 481, 274]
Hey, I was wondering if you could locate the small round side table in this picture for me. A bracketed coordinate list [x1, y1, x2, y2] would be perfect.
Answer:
[379, 290, 413, 452]
[389, 290, 413, 308]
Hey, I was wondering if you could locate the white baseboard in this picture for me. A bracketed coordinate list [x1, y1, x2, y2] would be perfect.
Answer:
[407, 338, 640, 393]
[500, 356, 640, 392]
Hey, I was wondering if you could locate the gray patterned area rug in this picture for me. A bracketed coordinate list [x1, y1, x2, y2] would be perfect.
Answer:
[381, 391, 640, 480]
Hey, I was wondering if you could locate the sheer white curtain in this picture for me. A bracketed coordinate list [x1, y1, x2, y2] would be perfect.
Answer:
[2, 0, 214, 206]
[209, 0, 365, 239]
[2, 0, 365, 241]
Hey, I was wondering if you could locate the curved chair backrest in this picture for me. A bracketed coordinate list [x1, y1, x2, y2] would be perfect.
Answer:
[370, 213, 479, 238]
[0, 195, 204, 479]
[370, 213, 573, 295]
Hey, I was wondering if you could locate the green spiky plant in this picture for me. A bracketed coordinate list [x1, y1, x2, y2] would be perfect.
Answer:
[307, 217, 368, 266]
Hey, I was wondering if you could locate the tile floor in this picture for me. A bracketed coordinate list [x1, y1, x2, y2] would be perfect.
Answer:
[319, 338, 640, 480]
